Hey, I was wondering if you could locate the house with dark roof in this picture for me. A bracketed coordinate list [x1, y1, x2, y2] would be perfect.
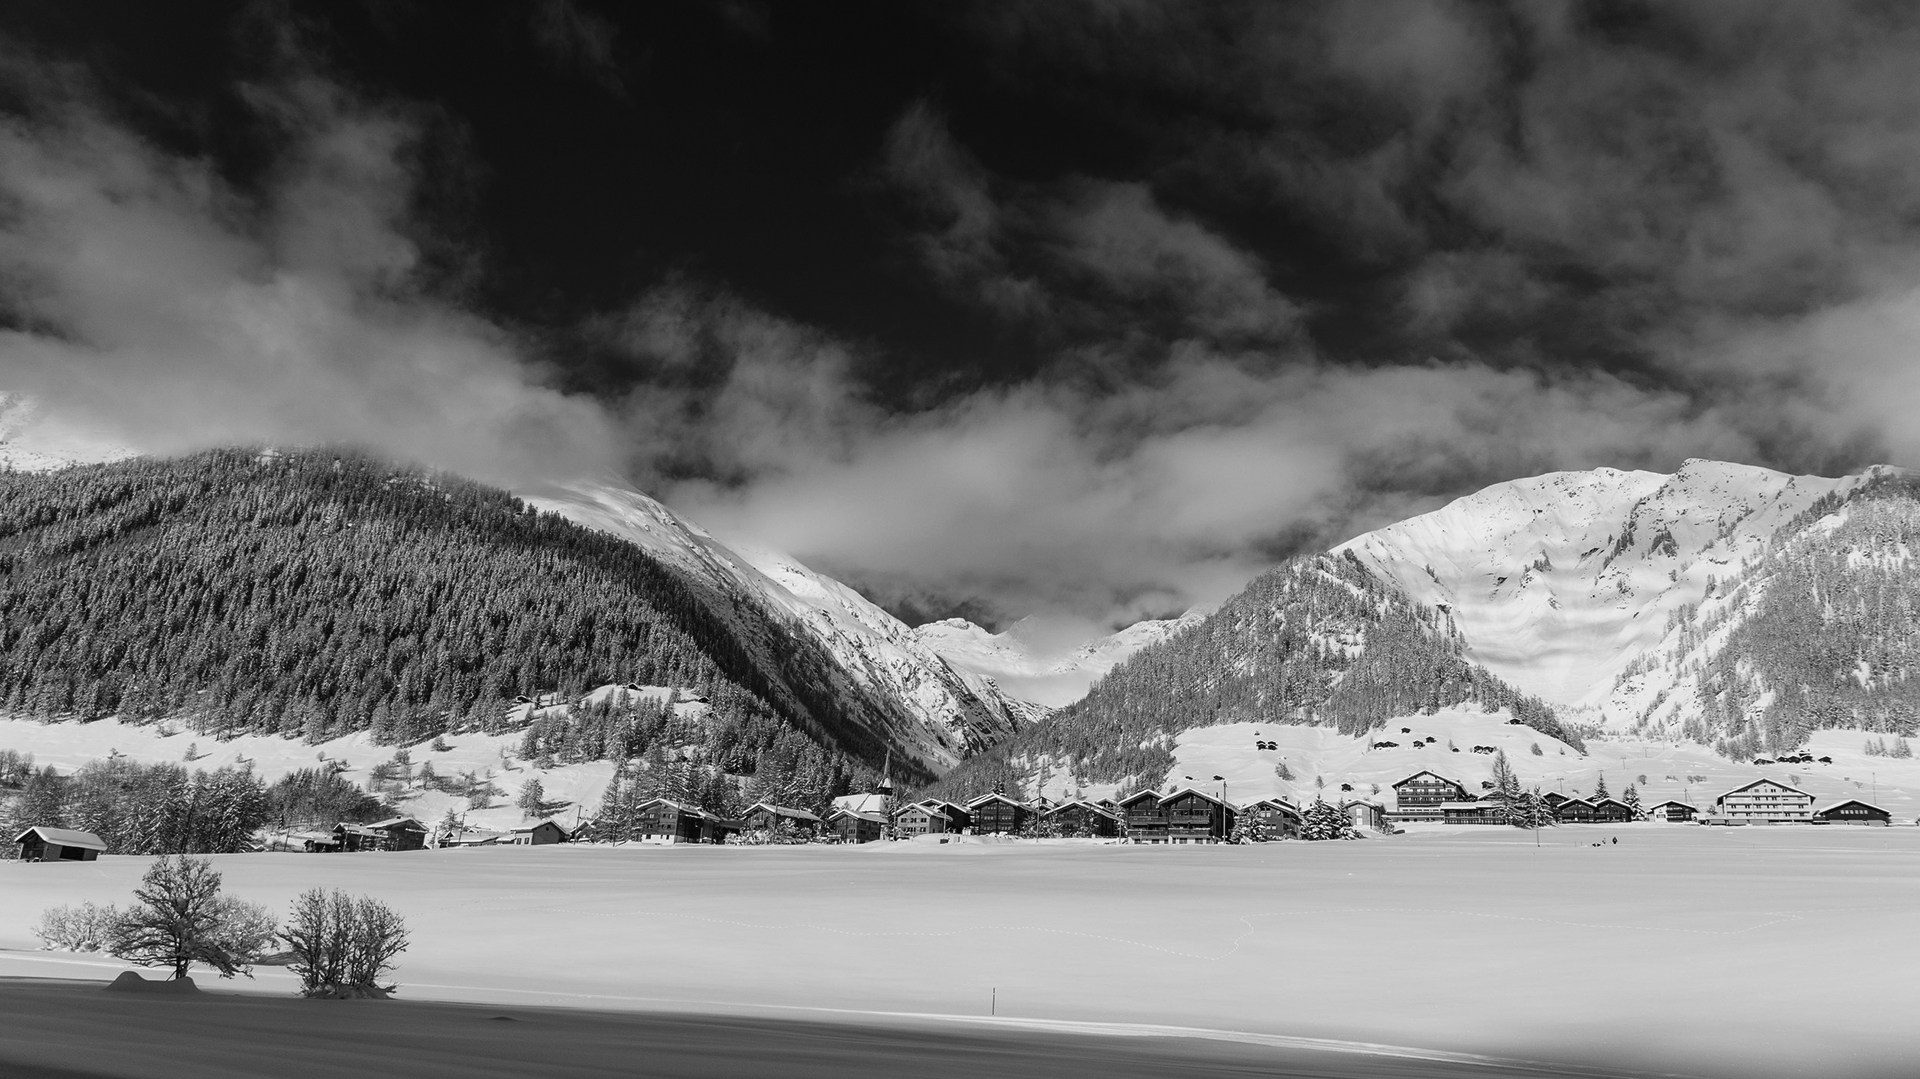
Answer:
[1342, 799, 1388, 832]
[1119, 790, 1168, 843]
[1441, 800, 1506, 825]
[1040, 800, 1121, 838]
[741, 803, 823, 836]
[1813, 799, 1892, 825]
[1554, 797, 1598, 823]
[13, 826, 106, 862]
[965, 792, 1031, 835]
[1542, 791, 1571, 809]
[1162, 788, 1235, 843]
[632, 798, 740, 844]
[1591, 798, 1638, 823]
[1238, 798, 1301, 839]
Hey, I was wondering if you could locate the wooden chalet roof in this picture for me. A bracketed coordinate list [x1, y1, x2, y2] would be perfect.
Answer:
[1157, 786, 1229, 808]
[966, 792, 1029, 810]
[13, 826, 106, 850]
[1239, 797, 1301, 815]
[1814, 798, 1890, 815]
[511, 820, 571, 836]
[633, 797, 733, 824]
[1556, 797, 1598, 809]
[1542, 791, 1570, 804]
[1592, 798, 1635, 811]
[829, 808, 889, 824]
[1392, 770, 1462, 789]
[1714, 778, 1812, 801]
[745, 802, 822, 823]
[367, 816, 426, 831]
[897, 803, 954, 821]
[1041, 799, 1119, 821]
[1116, 789, 1165, 808]
[1641, 800, 1698, 812]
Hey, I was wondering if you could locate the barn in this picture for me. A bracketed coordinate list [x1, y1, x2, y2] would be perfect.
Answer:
[334, 817, 428, 852]
[1813, 799, 1892, 825]
[1119, 790, 1169, 843]
[13, 826, 106, 862]
[506, 820, 571, 845]
[966, 792, 1031, 835]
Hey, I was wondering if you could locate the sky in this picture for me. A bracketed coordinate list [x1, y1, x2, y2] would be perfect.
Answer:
[2, 1, 1918, 635]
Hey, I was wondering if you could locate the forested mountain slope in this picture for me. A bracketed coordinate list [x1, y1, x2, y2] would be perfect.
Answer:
[925, 550, 1574, 801]
[523, 480, 1032, 770]
[0, 449, 933, 785]
[1611, 470, 1920, 755]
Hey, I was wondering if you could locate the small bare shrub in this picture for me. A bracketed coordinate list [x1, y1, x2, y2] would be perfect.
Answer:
[36, 902, 123, 952]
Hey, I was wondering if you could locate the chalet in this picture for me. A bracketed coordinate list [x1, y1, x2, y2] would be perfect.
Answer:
[741, 803, 823, 836]
[893, 802, 957, 837]
[1391, 771, 1470, 821]
[1713, 779, 1814, 823]
[1592, 798, 1638, 823]
[270, 829, 344, 852]
[436, 829, 499, 848]
[334, 817, 428, 852]
[1643, 800, 1700, 823]
[506, 821, 570, 845]
[1441, 800, 1506, 825]
[832, 792, 892, 817]
[1040, 800, 1121, 838]
[966, 792, 1032, 835]
[1162, 788, 1235, 843]
[632, 798, 739, 844]
[828, 808, 887, 844]
[1238, 798, 1302, 839]
[1542, 791, 1571, 809]
[1554, 797, 1598, 824]
[1119, 790, 1169, 843]
[13, 826, 106, 862]
[921, 800, 971, 832]
[1342, 799, 1387, 833]
[1813, 799, 1892, 826]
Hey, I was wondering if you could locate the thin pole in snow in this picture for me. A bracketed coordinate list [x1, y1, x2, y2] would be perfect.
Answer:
[991, 987, 996, 1016]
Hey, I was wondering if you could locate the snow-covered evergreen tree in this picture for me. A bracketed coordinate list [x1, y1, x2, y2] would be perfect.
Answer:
[1300, 799, 1351, 841]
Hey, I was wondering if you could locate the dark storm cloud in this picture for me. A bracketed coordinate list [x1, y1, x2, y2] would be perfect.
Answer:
[0, 45, 617, 486]
[4, 3, 1920, 632]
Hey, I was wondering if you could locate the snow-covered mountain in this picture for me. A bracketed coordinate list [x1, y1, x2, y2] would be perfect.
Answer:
[522, 480, 1032, 771]
[0, 393, 133, 471]
[1337, 459, 1915, 748]
[914, 612, 1203, 708]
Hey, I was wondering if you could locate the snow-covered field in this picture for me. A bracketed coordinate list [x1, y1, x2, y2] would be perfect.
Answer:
[3, 829, 1917, 1078]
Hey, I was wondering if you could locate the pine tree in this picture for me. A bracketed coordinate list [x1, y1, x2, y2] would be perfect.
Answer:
[1490, 749, 1520, 801]
[1593, 772, 1610, 801]
[1300, 799, 1351, 841]
[517, 778, 546, 820]
[1622, 785, 1641, 814]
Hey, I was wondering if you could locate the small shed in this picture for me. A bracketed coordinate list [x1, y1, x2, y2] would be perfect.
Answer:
[14, 826, 106, 862]
[1813, 799, 1892, 826]
[507, 820, 571, 845]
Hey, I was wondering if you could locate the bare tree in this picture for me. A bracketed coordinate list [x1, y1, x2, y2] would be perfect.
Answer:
[107, 855, 271, 980]
[281, 888, 410, 997]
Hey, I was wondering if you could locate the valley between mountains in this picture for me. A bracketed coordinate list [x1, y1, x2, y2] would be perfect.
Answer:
[0, 411, 1916, 828]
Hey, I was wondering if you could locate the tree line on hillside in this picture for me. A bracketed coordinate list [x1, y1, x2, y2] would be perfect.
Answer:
[921, 551, 1577, 803]
[0, 449, 928, 787]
